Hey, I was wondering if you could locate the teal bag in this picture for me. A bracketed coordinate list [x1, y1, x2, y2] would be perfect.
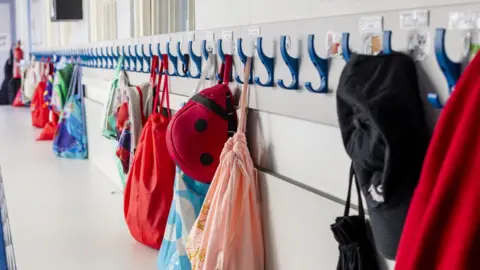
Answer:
[158, 167, 210, 270]
[52, 65, 88, 159]
[101, 56, 126, 140]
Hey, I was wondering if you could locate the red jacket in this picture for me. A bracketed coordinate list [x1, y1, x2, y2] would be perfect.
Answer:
[395, 53, 480, 270]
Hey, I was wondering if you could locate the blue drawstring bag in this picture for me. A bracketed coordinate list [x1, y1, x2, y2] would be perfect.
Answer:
[158, 167, 210, 270]
[53, 64, 88, 159]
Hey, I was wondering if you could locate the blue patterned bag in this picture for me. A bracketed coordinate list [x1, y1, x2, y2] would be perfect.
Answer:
[53, 65, 88, 159]
[158, 167, 210, 270]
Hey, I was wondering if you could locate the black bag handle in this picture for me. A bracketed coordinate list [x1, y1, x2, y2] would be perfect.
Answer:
[344, 163, 365, 218]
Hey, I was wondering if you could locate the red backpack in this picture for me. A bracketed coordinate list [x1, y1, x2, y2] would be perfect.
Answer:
[166, 54, 236, 183]
[30, 61, 49, 128]
[124, 55, 176, 249]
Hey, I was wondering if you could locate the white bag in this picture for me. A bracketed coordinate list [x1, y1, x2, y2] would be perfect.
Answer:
[22, 57, 37, 100]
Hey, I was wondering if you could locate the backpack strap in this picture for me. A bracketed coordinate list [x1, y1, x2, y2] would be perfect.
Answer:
[344, 163, 365, 218]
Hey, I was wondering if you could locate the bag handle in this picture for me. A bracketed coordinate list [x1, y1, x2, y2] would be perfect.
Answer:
[76, 65, 84, 102]
[153, 54, 169, 115]
[150, 55, 159, 87]
[64, 64, 79, 103]
[237, 57, 252, 134]
[191, 52, 216, 97]
[344, 163, 365, 218]
[159, 71, 171, 119]
[217, 54, 233, 85]
[135, 86, 146, 124]
[114, 55, 124, 79]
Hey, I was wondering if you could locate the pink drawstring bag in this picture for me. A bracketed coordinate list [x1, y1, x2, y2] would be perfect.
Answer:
[186, 58, 264, 270]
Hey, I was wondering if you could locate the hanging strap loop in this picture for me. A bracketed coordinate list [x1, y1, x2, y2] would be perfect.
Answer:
[343, 163, 365, 218]
[150, 55, 159, 87]
[217, 54, 233, 85]
[154, 54, 170, 118]
[237, 57, 252, 134]
[191, 52, 216, 98]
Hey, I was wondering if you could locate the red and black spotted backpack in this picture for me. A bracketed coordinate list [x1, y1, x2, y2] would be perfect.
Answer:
[166, 53, 236, 183]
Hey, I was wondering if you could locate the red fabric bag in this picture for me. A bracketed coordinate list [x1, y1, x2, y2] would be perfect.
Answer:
[30, 61, 49, 128]
[37, 63, 58, 140]
[30, 80, 49, 128]
[166, 54, 237, 183]
[11, 90, 24, 107]
[124, 55, 176, 249]
[36, 112, 59, 141]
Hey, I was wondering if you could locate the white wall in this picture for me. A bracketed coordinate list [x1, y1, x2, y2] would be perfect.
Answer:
[195, 0, 479, 29]
[116, 0, 133, 39]
[25, 0, 90, 51]
[15, 0, 30, 55]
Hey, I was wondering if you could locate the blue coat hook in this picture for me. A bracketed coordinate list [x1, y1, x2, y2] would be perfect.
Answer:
[86, 48, 91, 67]
[427, 28, 462, 109]
[166, 42, 178, 76]
[383, 30, 393, 54]
[342, 32, 352, 62]
[95, 48, 100, 68]
[90, 48, 95, 67]
[201, 40, 213, 80]
[234, 38, 253, 84]
[137, 45, 146, 72]
[156, 43, 163, 74]
[122, 46, 130, 71]
[139, 45, 147, 72]
[254, 37, 275, 87]
[102, 47, 109, 68]
[188, 41, 202, 78]
[96, 48, 101, 68]
[176, 42, 189, 78]
[216, 39, 232, 81]
[113, 46, 120, 69]
[107, 46, 114, 68]
[143, 44, 151, 72]
[99, 47, 105, 68]
[132, 45, 141, 72]
[305, 34, 328, 93]
[201, 40, 210, 61]
[127, 45, 135, 71]
[88, 48, 93, 67]
[277, 36, 299, 90]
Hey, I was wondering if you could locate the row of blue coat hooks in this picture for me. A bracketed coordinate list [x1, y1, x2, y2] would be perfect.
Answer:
[31, 28, 462, 108]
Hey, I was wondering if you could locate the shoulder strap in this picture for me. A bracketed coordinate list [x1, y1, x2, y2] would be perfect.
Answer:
[135, 86, 146, 124]
[344, 163, 365, 218]
[237, 57, 252, 133]
[191, 52, 216, 98]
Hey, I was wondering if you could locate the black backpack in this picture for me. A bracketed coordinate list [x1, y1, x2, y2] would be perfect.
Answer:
[336, 52, 430, 260]
[0, 49, 13, 105]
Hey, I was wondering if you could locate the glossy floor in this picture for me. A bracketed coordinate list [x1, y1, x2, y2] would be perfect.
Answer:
[0, 106, 158, 270]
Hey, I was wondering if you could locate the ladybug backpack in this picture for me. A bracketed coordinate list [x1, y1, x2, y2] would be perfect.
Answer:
[166, 52, 237, 183]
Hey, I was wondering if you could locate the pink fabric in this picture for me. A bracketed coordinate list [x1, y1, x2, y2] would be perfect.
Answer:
[186, 58, 264, 270]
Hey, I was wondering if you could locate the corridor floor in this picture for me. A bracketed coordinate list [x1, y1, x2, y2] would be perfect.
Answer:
[0, 106, 157, 270]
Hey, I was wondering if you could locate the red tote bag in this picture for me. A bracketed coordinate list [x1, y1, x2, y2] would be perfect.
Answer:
[124, 55, 176, 249]
[30, 61, 49, 128]
[30, 81, 49, 128]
